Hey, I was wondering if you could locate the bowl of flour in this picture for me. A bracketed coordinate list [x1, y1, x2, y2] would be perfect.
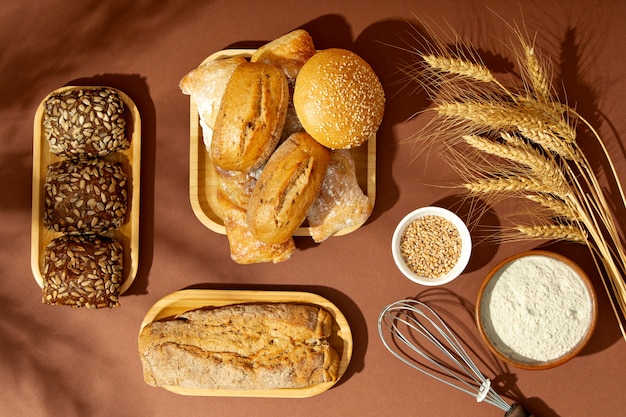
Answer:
[476, 250, 597, 369]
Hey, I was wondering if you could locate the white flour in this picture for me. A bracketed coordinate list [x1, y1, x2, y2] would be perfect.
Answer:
[480, 254, 593, 363]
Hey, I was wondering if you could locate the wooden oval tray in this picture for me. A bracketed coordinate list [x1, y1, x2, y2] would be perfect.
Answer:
[188, 49, 376, 236]
[139, 289, 353, 397]
[31, 85, 141, 295]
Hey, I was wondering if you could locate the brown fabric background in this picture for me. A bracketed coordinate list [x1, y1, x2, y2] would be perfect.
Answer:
[2, 1, 626, 416]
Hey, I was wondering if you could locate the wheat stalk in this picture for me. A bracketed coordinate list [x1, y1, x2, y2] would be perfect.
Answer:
[409, 22, 626, 340]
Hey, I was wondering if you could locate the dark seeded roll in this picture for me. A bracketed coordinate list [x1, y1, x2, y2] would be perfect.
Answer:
[43, 87, 129, 159]
[43, 159, 128, 234]
[42, 234, 123, 308]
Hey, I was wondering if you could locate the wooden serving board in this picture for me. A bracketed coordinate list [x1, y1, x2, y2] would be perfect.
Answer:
[30, 86, 141, 295]
[139, 289, 353, 398]
[188, 49, 377, 236]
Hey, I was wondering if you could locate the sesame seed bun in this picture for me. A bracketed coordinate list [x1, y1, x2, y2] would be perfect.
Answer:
[293, 48, 385, 149]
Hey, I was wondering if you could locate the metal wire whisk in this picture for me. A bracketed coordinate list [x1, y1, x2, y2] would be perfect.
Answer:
[378, 299, 533, 417]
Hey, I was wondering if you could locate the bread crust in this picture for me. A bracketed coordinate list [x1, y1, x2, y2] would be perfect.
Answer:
[211, 61, 289, 172]
[246, 132, 330, 243]
[251, 29, 317, 142]
[138, 303, 339, 390]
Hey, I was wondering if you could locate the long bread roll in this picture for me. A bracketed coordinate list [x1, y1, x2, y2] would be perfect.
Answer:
[246, 131, 330, 243]
[211, 61, 289, 172]
[138, 303, 339, 390]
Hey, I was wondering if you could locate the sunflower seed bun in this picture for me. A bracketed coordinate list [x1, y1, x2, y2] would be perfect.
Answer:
[293, 48, 385, 149]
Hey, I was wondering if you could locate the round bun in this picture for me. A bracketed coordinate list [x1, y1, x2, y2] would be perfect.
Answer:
[293, 48, 385, 149]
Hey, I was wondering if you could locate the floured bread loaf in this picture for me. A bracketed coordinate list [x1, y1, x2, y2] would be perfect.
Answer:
[179, 56, 246, 149]
[138, 303, 340, 390]
[307, 149, 373, 242]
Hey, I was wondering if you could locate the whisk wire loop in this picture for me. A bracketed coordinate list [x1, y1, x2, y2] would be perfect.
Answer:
[378, 299, 511, 412]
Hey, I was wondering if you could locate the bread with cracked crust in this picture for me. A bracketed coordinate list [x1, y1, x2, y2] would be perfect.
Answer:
[138, 303, 340, 390]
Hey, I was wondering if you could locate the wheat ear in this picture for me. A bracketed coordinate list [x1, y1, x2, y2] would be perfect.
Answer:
[515, 224, 587, 243]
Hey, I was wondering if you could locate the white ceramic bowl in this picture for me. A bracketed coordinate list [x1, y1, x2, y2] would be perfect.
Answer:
[391, 206, 472, 286]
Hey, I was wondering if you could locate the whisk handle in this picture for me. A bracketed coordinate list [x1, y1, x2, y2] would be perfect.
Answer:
[505, 403, 533, 417]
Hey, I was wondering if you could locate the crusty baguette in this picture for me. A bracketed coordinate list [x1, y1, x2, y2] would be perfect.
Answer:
[211, 61, 289, 172]
[140, 341, 338, 390]
[246, 131, 330, 244]
[138, 303, 339, 390]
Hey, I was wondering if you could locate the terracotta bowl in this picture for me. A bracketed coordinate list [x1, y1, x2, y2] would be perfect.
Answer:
[476, 250, 597, 370]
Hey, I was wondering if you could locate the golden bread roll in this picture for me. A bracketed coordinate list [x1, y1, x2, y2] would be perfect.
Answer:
[247, 131, 330, 243]
[215, 166, 295, 264]
[138, 303, 340, 390]
[251, 29, 316, 82]
[307, 149, 373, 242]
[294, 48, 385, 149]
[179, 56, 246, 149]
[252, 29, 317, 141]
[211, 61, 289, 172]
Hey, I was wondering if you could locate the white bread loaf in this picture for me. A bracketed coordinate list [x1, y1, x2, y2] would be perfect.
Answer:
[179, 56, 246, 149]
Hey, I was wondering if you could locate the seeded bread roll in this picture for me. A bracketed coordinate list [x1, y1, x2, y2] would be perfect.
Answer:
[43, 159, 128, 234]
[43, 87, 128, 159]
[211, 61, 289, 172]
[307, 149, 373, 242]
[179, 56, 246, 149]
[42, 234, 123, 308]
[138, 303, 339, 390]
[293, 48, 385, 149]
[246, 131, 330, 244]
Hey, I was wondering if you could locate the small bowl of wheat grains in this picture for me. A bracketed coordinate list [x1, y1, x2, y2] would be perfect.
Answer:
[391, 206, 472, 286]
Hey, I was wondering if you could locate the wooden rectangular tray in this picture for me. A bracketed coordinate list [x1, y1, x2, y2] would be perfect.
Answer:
[31, 86, 141, 295]
[139, 289, 353, 397]
[188, 49, 376, 236]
